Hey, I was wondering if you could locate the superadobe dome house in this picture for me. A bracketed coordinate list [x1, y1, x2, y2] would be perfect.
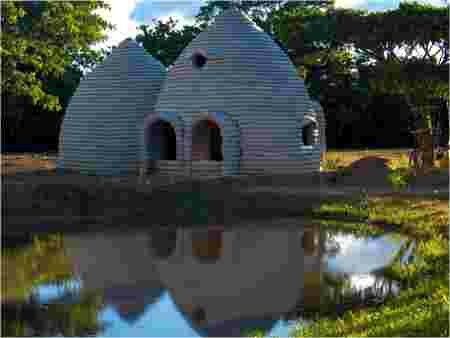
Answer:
[57, 8, 326, 178]
[57, 39, 166, 175]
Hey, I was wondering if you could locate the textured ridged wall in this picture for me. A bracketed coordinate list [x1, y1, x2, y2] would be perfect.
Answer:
[151, 8, 323, 176]
[311, 100, 327, 154]
[57, 39, 166, 175]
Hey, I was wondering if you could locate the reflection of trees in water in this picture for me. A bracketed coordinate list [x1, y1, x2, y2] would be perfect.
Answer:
[2, 236, 106, 336]
[149, 227, 178, 259]
[2, 291, 105, 337]
[3, 235, 74, 302]
[286, 227, 407, 321]
[322, 272, 397, 309]
[287, 272, 399, 321]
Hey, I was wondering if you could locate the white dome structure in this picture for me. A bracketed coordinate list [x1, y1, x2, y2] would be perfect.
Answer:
[144, 8, 325, 178]
[57, 38, 166, 175]
[56, 9, 326, 179]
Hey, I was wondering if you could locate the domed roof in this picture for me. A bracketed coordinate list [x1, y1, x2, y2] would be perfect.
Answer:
[154, 8, 312, 123]
[57, 38, 166, 175]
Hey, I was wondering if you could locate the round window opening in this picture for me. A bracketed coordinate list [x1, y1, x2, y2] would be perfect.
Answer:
[192, 53, 207, 69]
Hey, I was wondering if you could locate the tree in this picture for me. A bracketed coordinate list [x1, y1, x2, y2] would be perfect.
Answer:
[273, 1, 448, 149]
[135, 18, 201, 67]
[334, 2, 449, 130]
[1, 1, 112, 112]
[195, 0, 285, 31]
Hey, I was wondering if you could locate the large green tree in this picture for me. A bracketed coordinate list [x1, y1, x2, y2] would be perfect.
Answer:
[274, 1, 448, 148]
[339, 2, 449, 129]
[1, 1, 112, 112]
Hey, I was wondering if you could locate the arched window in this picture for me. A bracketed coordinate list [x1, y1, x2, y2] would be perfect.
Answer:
[192, 52, 207, 69]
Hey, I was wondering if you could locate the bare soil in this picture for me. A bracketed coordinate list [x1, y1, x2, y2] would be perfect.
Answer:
[2, 154, 448, 237]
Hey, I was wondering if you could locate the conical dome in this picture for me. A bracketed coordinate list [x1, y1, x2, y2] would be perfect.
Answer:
[57, 38, 166, 175]
[153, 9, 320, 174]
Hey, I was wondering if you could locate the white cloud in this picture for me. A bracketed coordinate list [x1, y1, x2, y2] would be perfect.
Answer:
[94, 0, 144, 50]
[156, 12, 197, 28]
[335, 0, 368, 8]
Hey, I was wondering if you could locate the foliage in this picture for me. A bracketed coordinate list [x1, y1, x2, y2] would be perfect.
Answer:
[293, 277, 449, 336]
[1, 1, 112, 112]
[321, 157, 342, 170]
[241, 328, 266, 337]
[316, 219, 384, 237]
[2, 234, 74, 301]
[195, 0, 288, 31]
[367, 195, 449, 238]
[2, 292, 104, 337]
[312, 200, 368, 221]
[336, 1, 449, 127]
[136, 18, 201, 67]
[386, 168, 413, 191]
[274, 1, 448, 137]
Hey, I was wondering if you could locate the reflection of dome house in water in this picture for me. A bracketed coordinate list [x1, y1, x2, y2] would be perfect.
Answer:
[57, 8, 326, 178]
[64, 232, 164, 324]
[150, 224, 324, 336]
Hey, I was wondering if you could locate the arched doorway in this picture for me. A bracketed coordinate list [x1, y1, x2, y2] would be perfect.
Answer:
[192, 119, 223, 161]
[147, 119, 177, 160]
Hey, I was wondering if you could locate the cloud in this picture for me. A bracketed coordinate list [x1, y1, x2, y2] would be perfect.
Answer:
[131, 0, 203, 21]
[130, 0, 205, 27]
[94, 0, 144, 49]
[335, 0, 447, 10]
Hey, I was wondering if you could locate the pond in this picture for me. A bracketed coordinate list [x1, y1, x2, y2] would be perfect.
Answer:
[2, 221, 414, 337]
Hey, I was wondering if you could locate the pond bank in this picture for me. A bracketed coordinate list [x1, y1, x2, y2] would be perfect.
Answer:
[3, 166, 448, 237]
[292, 191, 449, 337]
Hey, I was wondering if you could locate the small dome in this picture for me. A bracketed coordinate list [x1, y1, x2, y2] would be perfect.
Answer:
[57, 38, 166, 175]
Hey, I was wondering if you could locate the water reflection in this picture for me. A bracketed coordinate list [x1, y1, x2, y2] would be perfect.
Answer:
[2, 222, 411, 337]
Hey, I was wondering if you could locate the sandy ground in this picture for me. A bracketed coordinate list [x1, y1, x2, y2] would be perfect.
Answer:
[2, 154, 448, 237]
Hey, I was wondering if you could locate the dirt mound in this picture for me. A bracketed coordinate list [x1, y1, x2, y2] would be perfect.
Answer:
[342, 156, 391, 186]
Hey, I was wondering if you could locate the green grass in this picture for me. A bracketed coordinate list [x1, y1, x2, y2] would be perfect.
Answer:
[290, 193, 449, 337]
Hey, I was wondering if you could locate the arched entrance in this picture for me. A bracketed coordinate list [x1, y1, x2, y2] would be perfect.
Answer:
[192, 119, 223, 161]
[147, 119, 177, 160]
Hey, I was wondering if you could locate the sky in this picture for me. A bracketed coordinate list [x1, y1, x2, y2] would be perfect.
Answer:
[96, 0, 448, 49]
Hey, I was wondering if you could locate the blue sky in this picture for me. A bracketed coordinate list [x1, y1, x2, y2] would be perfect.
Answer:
[96, 0, 447, 48]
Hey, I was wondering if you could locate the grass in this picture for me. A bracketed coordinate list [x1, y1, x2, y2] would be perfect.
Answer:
[291, 192, 449, 337]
